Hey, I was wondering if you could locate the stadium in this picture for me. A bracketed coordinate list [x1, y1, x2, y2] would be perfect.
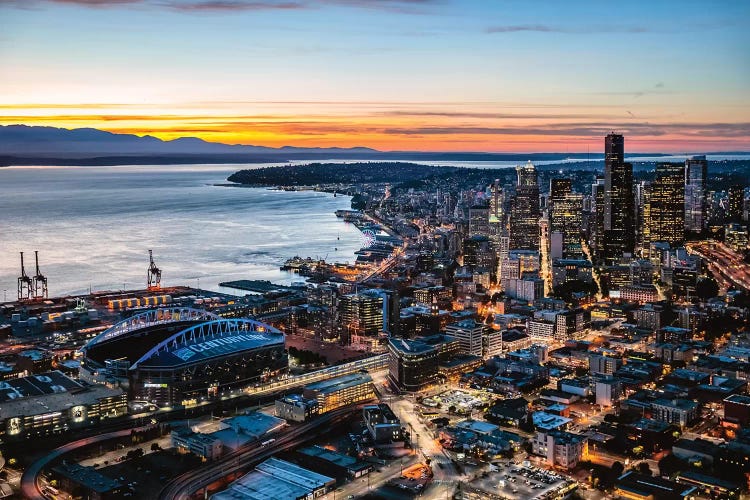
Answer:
[80, 307, 287, 406]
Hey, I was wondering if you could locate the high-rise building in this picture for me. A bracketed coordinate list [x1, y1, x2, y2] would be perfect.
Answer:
[445, 319, 485, 357]
[603, 133, 634, 263]
[550, 191, 583, 258]
[387, 338, 439, 392]
[468, 204, 490, 237]
[550, 178, 572, 202]
[510, 161, 540, 250]
[590, 176, 606, 262]
[635, 180, 651, 257]
[489, 179, 504, 236]
[648, 163, 685, 247]
[338, 290, 384, 341]
[727, 184, 745, 223]
[684, 156, 708, 234]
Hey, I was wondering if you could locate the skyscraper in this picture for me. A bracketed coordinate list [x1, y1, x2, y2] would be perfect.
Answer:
[510, 161, 540, 250]
[591, 176, 606, 262]
[684, 155, 708, 234]
[648, 163, 685, 247]
[488, 179, 504, 239]
[550, 189, 583, 258]
[728, 185, 745, 223]
[603, 133, 634, 263]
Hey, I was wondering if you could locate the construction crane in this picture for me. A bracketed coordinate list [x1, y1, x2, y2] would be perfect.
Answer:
[147, 250, 162, 290]
[32, 251, 48, 300]
[17, 252, 33, 301]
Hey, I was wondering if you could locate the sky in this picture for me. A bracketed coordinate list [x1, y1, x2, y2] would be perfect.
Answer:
[1, 0, 749, 153]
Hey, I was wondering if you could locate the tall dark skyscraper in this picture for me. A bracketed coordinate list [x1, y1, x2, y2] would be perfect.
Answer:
[510, 161, 540, 250]
[684, 155, 708, 234]
[648, 163, 685, 247]
[603, 133, 634, 263]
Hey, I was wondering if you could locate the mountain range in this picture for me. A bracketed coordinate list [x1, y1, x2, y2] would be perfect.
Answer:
[1, 125, 746, 167]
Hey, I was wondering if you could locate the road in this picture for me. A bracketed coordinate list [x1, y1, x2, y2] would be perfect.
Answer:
[159, 406, 361, 500]
[21, 426, 153, 500]
[389, 395, 462, 499]
[687, 240, 750, 292]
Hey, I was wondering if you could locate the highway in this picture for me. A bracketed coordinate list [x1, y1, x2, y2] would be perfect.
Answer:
[687, 240, 750, 292]
[158, 407, 361, 500]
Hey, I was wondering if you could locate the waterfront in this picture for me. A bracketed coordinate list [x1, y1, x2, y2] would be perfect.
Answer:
[0, 164, 364, 297]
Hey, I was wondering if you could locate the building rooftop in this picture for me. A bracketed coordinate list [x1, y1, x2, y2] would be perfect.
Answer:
[615, 471, 696, 500]
[51, 463, 122, 494]
[0, 371, 123, 420]
[304, 372, 372, 395]
[653, 398, 699, 411]
[532, 411, 572, 431]
[214, 457, 333, 500]
[629, 418, 671, 433]
[221, 412, 286, 439]
[299, 445, 369, 471]
[455, 419, 499, 435]
[725, 394, 750, 406]
[388, 338, 436, 355]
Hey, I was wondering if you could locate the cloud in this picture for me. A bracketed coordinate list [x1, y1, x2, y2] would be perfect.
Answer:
[161, 1, 304, 12]
[381, 122, 750, 138]
[485, 24, 653, 34]
[0, 0, 438, 12]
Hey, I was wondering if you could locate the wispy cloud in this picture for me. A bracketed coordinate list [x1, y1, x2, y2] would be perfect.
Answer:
[485, 24, 654, 34]
[0, 0, 438, 13]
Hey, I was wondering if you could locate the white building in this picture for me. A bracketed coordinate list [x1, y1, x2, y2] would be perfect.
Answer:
[595, 376, 622, 407]
[445, 319, 485, 357]
[532, 431, 588, 469]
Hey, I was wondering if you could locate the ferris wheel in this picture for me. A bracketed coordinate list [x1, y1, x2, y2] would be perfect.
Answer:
[361, 229, 377, 247]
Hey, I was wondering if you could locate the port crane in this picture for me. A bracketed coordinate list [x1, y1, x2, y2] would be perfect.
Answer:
[17, 252, 33, 301]
[147, 250, 162, 290]
[32, 251, 48, 300]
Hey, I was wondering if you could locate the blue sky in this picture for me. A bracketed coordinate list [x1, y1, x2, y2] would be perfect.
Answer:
[1, 0, 748, 152]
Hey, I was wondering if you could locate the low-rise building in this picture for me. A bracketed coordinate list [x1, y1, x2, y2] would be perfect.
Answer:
[532, 430, 588, 469]
[213, 457, 335, 500]
[275, 394, 318, 422]
[614, 471, 696, 500]
[50, 463, 125, 500]
[172, 427, 224, 460]
[302, 372, 375, 414]
[0, 370, 127, 440]
[363, 403, 402, 443]
[651, 398, 699, 428]
[595, 376, 622, 407]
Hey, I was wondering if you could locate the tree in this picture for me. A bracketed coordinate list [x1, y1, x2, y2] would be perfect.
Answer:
[636, 462, 652, 476]
[695, 277, 719, 301]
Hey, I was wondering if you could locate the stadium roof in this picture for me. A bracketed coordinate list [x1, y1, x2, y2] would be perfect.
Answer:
[131, 319, 283, 369]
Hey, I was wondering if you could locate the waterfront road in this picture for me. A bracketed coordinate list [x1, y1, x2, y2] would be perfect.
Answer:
[21, 426, 152, 500]
[159, 406, 361, 500]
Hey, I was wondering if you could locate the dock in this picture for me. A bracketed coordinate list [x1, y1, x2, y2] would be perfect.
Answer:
[218, 280, 301, 294]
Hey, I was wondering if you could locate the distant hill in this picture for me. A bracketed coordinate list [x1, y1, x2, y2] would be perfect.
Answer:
[2, 125, 746, 167]
[0, 125, 377, 159]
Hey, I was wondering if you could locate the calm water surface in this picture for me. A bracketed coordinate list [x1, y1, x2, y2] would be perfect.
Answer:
[0, 164, 363, 297]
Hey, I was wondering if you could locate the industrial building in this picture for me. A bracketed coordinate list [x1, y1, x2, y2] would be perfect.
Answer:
[212, 457, 335, 500]
[0, 370, 126, 440]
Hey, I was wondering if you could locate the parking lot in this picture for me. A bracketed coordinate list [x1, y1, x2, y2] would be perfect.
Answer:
[468, 461, 576, 500]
